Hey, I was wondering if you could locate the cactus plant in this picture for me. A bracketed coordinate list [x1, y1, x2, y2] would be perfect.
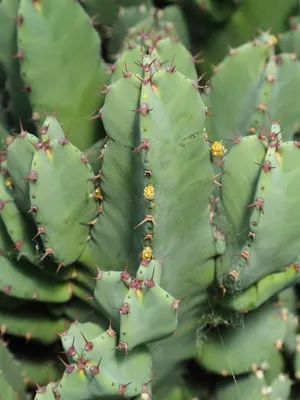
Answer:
[0, 1, 300, 400]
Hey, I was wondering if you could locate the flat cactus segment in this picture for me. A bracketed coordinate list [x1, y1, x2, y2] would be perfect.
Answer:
[221, 135, 267, 246]
[221, 268, 299, 312]
[88, 74, 145, 269]
[156, 38, 197, 80]
[0, 0, 33, 129]
[138, 68, 216, 296]
[197, 303, 287, 375]
[214, 372, 266, 400]
[0, 340, 26, 399]
[0, 173, 37, 263]
[279, 17, 300, 57]
[224, 138, 300, 290]
[29, 139, 98, 265]
[17, 0, 109, 150]
[269, 374, 292, 399]
[6, 131, 38, 213]
[0, 308, 67, 344]
[120, 284, 178, 348]
[267, 54, 300, 138]
[209, 39, 270, 143]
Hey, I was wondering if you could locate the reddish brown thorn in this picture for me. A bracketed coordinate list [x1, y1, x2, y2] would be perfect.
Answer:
[61, 338, 77, 357]
[165, 55, 176, 73]
[134, 215, 156, 229]
[134, 73, 153, 85]
[116, 341, 128, 354]
[2, 285, 11, 295]
[89, 357, 102, 376]
[41, 248, 55, 261]
[265, 110, 285, 125]
[144, 267, 155, 288]
[0, 199, 12, 210]
[97, 84, 111, 95]
[80, 152, 90, 164]
[254, 160, 275, 172]
[28, 205, 38, 214]
[92, 266, 103, 280]
[225, 130, 242, 144]
[192, 72, 208, 90]
[21, 170, 38, 182]
[246, 197, 264, 214]
[88, 171, 102, 182]
[191, 52, 204, 64]
[12, 50, 24, 60]
[213, 172, 224, 187]
[106, 317, 116, 337]
[118, 382, 132, 395]
[141, 378, 153, 398]
[294, 139, 300, 148]
[58, 128, 71, 145]
[89, 108, 102, 120]
[234, 249, 250, 265]
[132, 103, 153, 116]
[129, 278, 143, 289]
[172, 297, 184, 311]
[54, 321, 68, 337]
[120, 263, 130, 281]
[88, 13, 101, 26]
[57, 356, 75, 374]
[205, 107, 215, 117]
[133, 138, 150, 152]
[113, 302, 130, 315]
[122, 62, 132, 78]
[135, 59, 156, 72]
[56, 262, 65, 274]
[95, 148, 105, 161]
[80, 333, 94, 351]
[35, 382, 46, 394]
[13, 240, 23, 251]
[32, 226, 46, 240]
[18, 119, 27, 137]
[14, 15, 24, 25]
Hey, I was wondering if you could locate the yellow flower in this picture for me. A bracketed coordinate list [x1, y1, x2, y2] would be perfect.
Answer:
[269, 35, 278, 46]
[143, 184, 155, 200]
[5, 177, 13, 189]
[141, 246, 152, 260]
[211, 141, 227, 158]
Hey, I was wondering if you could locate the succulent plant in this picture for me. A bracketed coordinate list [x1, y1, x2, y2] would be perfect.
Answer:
[0, 1, 300, 400]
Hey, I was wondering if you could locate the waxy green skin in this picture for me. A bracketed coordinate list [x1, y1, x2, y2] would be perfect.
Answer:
[0, 4, 299, 397]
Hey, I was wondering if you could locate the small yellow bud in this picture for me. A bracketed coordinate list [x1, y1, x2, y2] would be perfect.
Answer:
[269, 35, 278, 45]
[143, 184, 155, 200]
[211, 141, 227, 158]
[141, 246, 152, 260]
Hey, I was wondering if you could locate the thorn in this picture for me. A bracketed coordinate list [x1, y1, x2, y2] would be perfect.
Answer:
[254, 160, 275, 172]
[234, 249, 250, 266]
[32, 227, 46, 240]
[35, 382, 46, 394]
[89, 108, 102, 120]
[172, 297, 184, 311]
[122, 62, 132, 78]
[144, 267, 156, 288]
[56, 262, 65, 274]
[133, 139, 150, 152]
[131, 103, 153, 116]
[61, 338, 76, 357]
[80, 152, 90, 164]
[120, 263, 131, 281]
[213, 172, 224, 187]
[81, 219, 97, 226]
[12, 50, 24, 60]
[96, 84, 111, 95]
[112, 302, 130, 315]
[58, 128, 71, 145]
[92, 266, 103, 280]
[89, 357, 102, 376]
[191, 52, 204, 64]
[118, 382, 132, 395]
[192, 72, 208, 90]
[41, 248, 55, 261]
[88, 171, 102, 182]
[80, 332, 94, 351]
[21, 171, 38, 182]
[134, 215, 156, 229]
[225, 129, 242, 144]
[246, 197, 264, 214]
[28, 205, 38, 214]
[13, 240, 23, 251]
[57, 356, 75, 374]
[106, 317, 116, 337]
